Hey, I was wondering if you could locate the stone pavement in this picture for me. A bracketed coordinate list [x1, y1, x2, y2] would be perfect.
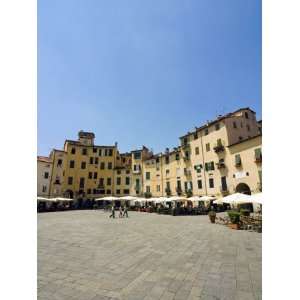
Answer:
[38, 211, 261, 300]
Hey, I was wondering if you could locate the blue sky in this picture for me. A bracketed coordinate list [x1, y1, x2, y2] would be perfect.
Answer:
[38, 0, 261, 156]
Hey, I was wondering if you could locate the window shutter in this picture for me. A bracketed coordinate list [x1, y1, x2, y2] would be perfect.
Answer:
[255, 148, 261, 159]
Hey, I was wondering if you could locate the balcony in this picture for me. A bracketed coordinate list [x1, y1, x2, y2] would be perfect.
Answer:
[132, 169, 141, 174]
[219, 186, 229, 195]
[254, 156, 262, 163]
[213, 141, 225, 153]
[181, 143, 190, 149]
[216, 162, 226, 169]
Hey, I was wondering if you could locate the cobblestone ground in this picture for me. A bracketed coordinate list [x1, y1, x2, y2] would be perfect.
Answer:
[38, 210, 261, 300]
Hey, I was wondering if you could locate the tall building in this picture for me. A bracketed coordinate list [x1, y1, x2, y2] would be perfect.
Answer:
[37, 156, 52, 197]
[41, 107, 262, 200]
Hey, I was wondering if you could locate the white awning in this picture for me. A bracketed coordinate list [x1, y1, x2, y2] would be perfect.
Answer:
[221, 193, 251, 204]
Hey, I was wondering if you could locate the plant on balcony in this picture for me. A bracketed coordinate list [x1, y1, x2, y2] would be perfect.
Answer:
[186, 189, 193, 198]
[176, 187, 182, 196]
[144, 192, 152, 199]
[165, 187, 171, 196]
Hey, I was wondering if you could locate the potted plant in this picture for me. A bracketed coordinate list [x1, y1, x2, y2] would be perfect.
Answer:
[240, 209, 250, 216]
[208, 210, 216, 223]
[227, 210, 241, 229]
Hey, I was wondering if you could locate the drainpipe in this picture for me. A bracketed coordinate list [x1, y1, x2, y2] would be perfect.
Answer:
[200, 133, 208, 195]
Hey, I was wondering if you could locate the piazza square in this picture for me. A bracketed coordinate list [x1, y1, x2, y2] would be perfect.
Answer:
[38, 210, 261, 300]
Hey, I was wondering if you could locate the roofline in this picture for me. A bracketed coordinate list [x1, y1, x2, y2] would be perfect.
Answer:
[179, 107, 257, 139]
[227, 134, 262, 148]
[64, 140, 116, 148]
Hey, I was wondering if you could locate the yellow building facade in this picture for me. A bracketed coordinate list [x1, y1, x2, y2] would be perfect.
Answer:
[40, 108, 262, 199]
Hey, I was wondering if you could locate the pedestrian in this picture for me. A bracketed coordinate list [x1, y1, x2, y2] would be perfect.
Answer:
[109, 205, 115, 218]
[123, 205, 129, 218]
[119, 206, 123, 218]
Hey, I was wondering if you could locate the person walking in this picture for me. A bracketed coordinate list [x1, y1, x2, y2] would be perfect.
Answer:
[119, 206, 123, 218]
[123, 205, 129, 218]
[109, 205, 115, 218]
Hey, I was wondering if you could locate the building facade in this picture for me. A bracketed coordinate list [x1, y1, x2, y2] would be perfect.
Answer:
[37, 156, 53, 197]
[39, 108, 262, 199]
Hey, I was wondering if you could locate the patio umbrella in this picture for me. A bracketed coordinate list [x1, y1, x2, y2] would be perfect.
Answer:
[200, 195, 216, 201]
[221, 193, 251, 204]
[37, 196, 49, 201]
[167, 196, 188, 202]
[249, 193, 263, 204]
[95, 196, 119, 202]
[213, 198, 224, 205]
[54, 197, 74, 202]
[119, 196, 139, 201]
[187, 196, 202, 202]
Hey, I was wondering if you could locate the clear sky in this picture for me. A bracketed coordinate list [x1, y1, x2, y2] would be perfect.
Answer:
[38, 0, 261, 156]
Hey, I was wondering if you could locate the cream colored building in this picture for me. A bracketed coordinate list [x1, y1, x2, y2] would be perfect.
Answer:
[38, 107, 262, 199]
[37, 156, 52, 197]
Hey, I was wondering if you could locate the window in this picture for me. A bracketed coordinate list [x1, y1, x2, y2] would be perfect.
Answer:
[194, 164, 202, 173]
[189, 181, 193, 191]
[255, 148, 262, 161]
[193, 132, 198, 140]
[205, 161, 215, 171]
[87, 189, 91, 194]
[215, 123, 220, 131]
[117, 177, 121, 185]
[204, 128, 209, 135]
[245, 112, 249, 119]
[156, 157, 160, 163]
[104, 149, 108, 156]
[166, 169, 170, 176]
[99, 178, 104, 187]
[44, 172, 49, 179]
[108, 162, 112, 169]
[71, 147, 76, 154]
[81, 162, 86, 169]
[117, 170, 121, 174]
[126, 170, 130, 174]
[235, 154, 241, 166]
[82, 148, 87, 155]
[94, 172, 97, 179]
[184, 181, 188, 191]
[88, 172, 92, 179]
[166, 181, 170, 190]
[175, 153, 180, 160]
[183, 137, 188, 145]
[98, 149, 102, 156]
[93, 148, 97, 153]
[146, 186, 151, 193]
[233, 122, 237, 129]
[239, 136, 243, 141]
[57, 159, 62, 166]
[42, 185, 47, 192]
[195, 147, 200, 155]
[89, 157, 94, 164]
[79, 178, 85, 188]
[209, 178, 214, 188]
[197, 180, 202, 189]
[221, 176, 227, 191]
[95, 157, 98, 164]
[165, 156, 169, 164]
[246, 124, 250, 131]
[108, 149, 113, 156]
[99, 189, 105, 194]
[123, 189, 130, 194]
[107, 178, 111, 185]
[146, 172, 150, 180]
[134, 152, 141, 159]
[68, 177, 73, 185]
[125, 177, 130, 185]
[116, 189, 121, 195]
[69, 160, 75, 168]
[106, 189, 111, 194]
[100, 162, 105, 169]
[156, 185, 160, 192]
[206, 143, 210, 152]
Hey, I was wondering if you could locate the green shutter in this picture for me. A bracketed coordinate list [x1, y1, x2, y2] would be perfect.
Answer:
[255, 148, 261, 159]
[211, 162, 215, 170]
[235, 154, 241, 164]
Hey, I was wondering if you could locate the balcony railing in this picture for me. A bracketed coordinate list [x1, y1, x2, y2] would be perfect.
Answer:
[254, 156, 262, 163]
[219, 186, 229, 195]
[216, 162, 226, 169]
[213, 141, 225, 153]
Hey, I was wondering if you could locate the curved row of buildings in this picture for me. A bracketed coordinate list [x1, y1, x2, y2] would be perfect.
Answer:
[37, 107, 262, 200]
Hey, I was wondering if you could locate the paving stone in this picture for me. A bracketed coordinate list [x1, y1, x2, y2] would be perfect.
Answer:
[38, 211, 261, 300]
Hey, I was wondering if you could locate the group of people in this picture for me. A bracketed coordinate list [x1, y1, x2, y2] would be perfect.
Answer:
[109, 205, 129, 218]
